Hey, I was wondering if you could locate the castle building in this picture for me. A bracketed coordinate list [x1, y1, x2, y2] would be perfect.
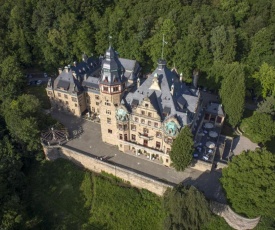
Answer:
[46, 46, 201, 166]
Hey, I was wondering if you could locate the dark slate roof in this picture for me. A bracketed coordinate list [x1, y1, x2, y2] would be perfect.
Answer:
[54, 69, 82, 94]
[206, 103, 224, 116]
[100, 46, 126, 86]
[124, 59, 199, 126]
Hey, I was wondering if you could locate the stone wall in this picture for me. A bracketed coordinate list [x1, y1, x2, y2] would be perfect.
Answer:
[44, 145, 172, 196]
[210, 201, 260, 230]
[191, 159, 212, 171]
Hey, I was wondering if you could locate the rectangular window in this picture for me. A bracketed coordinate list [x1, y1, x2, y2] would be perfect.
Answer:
[65, 101, 68, 105]
[135, 117, 139, 122]
[75, 103, 78, 107]
[148, 121, 151, 126]
[96, 102, 99, 106]
[132, 134, 136, 141]
[141, 110, 145, 115]
[72, 97, 77, 102]
[154, 122, 158, 128]
[105, 101, 111, 106]
[103, 86, 108, 92]
[119, 134, 123, 140]
[107, 118, 111, 124]
[124, 134, 127, 141]
[108, 129, 112, 134]
[113, 86, 119, 92]
[148, 112, 152, 117]
[156, 141, 161, 149]
[131, 125, 136, 131]
[166, 159, 169, 163]
[64, 94, 68, 99]
[95, 95, 100, 100]
[106, 110, 111, 115]
[143, 128, 149, 134]
[156, 132, 162, 138]
[58, 93, 61, 97]
[141, 119, 145, 124]
[47, 91, 52, 95]
[145, 103, 148, 108]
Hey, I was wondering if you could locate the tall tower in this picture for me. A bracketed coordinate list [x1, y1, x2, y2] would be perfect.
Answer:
[99, 46, 126, 145]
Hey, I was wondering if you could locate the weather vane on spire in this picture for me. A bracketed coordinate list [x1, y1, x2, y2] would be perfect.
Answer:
[109, 35, 112, 47]
[161, 34, 168, 60]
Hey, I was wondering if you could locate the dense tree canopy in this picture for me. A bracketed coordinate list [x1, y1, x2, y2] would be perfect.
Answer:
[0, 0, 274, 86]
[240, 112, 275, 144]
[221, 149, 275, 218]
[163, 185, 211, 230]
[2, 94, 42, 151]
[257, 96, 275, 116]
[170, 126, 194, 171]
[219, 63, 245, 127]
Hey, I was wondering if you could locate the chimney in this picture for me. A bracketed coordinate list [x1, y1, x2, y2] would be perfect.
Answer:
[58, 68, 62, 75]
[192, 69, 199, 88]
[137, 77, 140, 87]
[180, 73, 183, 82]
[171, 84, 174, 95]
[72, 71, 76, 78]
[64, 66, 69, 73]
[82, 53, 88, 63]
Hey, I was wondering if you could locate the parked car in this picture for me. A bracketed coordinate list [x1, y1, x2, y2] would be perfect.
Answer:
[36, 80, 43, 85]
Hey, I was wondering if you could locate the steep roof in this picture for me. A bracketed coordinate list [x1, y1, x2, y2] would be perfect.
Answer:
[124, 59, 199, 126]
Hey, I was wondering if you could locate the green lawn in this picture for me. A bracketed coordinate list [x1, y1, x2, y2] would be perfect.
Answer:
[25, 159, 165, 230]
[24, 85, 51, 109]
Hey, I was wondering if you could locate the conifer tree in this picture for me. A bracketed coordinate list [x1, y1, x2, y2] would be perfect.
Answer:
[170, 126, 194, 171]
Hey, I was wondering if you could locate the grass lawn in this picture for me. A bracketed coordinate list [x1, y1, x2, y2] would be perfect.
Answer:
[24, 85, 51, 109]
[25, 159, 165, 230]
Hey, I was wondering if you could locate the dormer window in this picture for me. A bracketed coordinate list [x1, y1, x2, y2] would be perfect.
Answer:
[104, 77, 108, 82]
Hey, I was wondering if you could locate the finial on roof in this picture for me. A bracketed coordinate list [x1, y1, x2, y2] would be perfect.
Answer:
[161, 34, 168, 60]
[109, 35, 112, 47]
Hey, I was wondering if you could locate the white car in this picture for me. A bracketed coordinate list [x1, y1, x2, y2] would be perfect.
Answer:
[36, 80, 43, 85]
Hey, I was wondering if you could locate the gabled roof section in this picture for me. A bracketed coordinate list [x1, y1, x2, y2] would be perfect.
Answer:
[54, 68, 82, 94]
[124, 59, 199, 126]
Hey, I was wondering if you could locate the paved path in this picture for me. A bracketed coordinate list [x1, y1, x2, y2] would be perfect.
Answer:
[51, 110, 226, 203]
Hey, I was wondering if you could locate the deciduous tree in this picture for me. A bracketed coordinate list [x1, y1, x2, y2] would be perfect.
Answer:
[221, 149, 275, 218]
[240, 112, 275, 143]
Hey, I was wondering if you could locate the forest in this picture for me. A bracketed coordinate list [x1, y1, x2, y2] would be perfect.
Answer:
[0, 0, 275, 229]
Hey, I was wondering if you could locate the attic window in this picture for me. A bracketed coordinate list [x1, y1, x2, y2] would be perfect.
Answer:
[145, 103, 148, 107]
[104, 77, 108, 82]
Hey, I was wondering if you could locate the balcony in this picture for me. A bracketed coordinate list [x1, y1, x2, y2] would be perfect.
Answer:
[138, 132, 154, 140]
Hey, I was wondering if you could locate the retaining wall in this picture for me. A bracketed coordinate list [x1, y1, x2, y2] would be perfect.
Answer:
[44, 145, 172, 196]
[210, 201, 260, 230]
